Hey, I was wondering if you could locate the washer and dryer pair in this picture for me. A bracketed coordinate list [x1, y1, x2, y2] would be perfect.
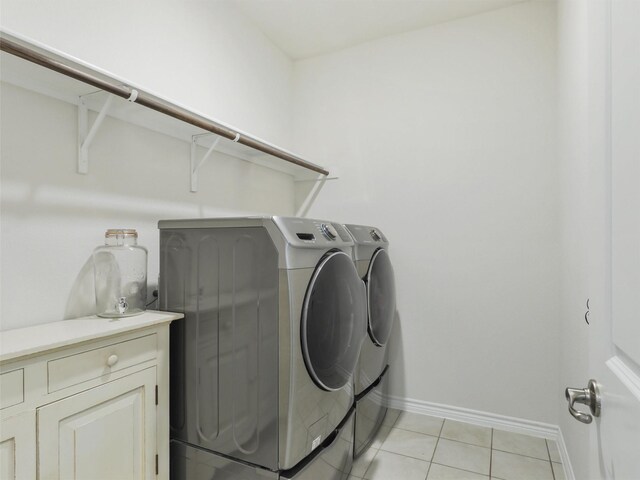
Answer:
[159, 217, 395, 479]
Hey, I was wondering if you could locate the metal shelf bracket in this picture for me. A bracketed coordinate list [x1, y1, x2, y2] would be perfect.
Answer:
[296, 174, 329, 217]
[77, 93, 113, 174]
[77, 89, 137, 174]
[191, 134, 222, 192]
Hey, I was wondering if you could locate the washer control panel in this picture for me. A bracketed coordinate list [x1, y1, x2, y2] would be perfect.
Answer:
[344, 224, 389, 246]
[273, 217, 353, 247]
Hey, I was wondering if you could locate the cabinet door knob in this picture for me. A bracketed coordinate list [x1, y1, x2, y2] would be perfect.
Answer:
[107, 354, 119, 367]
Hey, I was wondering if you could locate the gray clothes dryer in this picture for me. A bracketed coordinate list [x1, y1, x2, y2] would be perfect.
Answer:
[159, 217, 367, 479]
[343, 224, 396, 458]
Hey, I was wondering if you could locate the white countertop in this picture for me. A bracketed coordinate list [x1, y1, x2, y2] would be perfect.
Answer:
[0, 310, 183, 363]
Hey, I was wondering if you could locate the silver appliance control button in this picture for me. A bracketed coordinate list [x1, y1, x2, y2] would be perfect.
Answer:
[321, 223, 338, 239]
[370, 229, 381, 241]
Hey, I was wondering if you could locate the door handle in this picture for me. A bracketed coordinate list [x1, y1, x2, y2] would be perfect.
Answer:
[565, 379, 601, 424]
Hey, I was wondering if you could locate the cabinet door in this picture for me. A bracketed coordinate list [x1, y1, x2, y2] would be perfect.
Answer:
[38, 367, 156, 480]
[0, 411, 36, 480]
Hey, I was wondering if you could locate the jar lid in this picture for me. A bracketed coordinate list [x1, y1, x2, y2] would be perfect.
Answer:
[105, 229, 138, 238]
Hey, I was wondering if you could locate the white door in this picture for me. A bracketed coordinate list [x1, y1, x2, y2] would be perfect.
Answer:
[563, 0, 640, 478]
[38, 367, 157, 480]
[596, 0, 640, 477]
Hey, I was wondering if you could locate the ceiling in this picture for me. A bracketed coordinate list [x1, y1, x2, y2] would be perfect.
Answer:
[231, 0, 527, 60]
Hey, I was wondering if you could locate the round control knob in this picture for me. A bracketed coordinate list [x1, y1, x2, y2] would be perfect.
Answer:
[370, 229, 381, 241]
[321, 223, 338, 240]
[106, 354, 119, 367]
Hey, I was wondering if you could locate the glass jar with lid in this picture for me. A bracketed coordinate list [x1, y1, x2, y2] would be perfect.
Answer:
[93, 229, 147, 317]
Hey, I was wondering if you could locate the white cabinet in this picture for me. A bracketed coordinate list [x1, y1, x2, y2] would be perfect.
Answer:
[0, 311, 180, 480]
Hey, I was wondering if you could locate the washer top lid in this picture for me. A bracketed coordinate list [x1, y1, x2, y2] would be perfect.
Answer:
[158, 216, 270, 230]
[158, 216, 354, 249]
[344, 224, 389, 258]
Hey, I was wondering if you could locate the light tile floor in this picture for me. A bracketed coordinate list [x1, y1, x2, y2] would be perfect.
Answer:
[349, 410, 565, 480]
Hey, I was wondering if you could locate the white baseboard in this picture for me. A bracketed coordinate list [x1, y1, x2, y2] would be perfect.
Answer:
[555, 426, 576, 480]
[380, 393, 575, 480]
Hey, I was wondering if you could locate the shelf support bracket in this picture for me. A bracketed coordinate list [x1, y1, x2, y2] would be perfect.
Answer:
[77, 93, 114, 174]
[191, 135, 222, 192]
[296, 174, 329, 217]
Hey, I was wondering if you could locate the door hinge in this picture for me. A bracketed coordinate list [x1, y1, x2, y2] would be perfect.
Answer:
[155, 454, 159, 475]
[155, 385, 158, 405]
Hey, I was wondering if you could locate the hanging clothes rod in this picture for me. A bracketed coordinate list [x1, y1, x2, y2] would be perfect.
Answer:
[0, 34, 329, 176]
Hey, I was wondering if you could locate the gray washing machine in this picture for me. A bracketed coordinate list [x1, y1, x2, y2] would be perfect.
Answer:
[343, 224, 396, 458]
[159, 217, 367, 479]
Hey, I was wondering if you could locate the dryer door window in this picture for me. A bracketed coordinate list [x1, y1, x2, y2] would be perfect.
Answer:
[366, 248, 396, 347]
[301, 251, 367, 391]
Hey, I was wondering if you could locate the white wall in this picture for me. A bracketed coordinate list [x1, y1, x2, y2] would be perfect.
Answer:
[293, 1, 560, 424]
[0, 1, 296, 329]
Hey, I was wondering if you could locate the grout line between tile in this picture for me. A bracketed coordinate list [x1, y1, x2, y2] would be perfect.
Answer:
[394, 424, 441, 437]
[438, 436, 493, 449]
[424, 415, 447, 480]
[547, 439, 557, 480]
[393, 425, 440, 439]
[437, 436, 492, 451]
[492, 447, 555, 463]
[377, 445, 435, 463]
[425, 436, 439, 477]
[424, 462, 432, 479]
[360, 448, 379, 480]
[431, 461, 491, 478]
[489, 428, 494, 478]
